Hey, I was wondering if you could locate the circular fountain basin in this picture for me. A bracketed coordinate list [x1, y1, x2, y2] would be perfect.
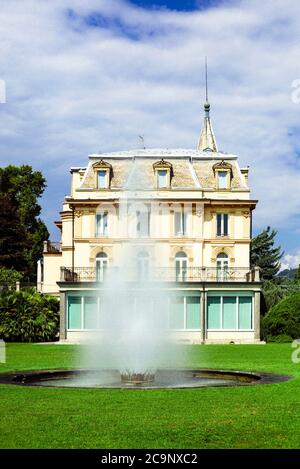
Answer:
[0, 368, 290, 389]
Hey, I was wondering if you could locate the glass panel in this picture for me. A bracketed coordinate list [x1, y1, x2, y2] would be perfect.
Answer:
[218, 171, 227, 189]
[175, 211, 181, 235]
[84, 297, 98, 329]
[223, 214, 228, 236]
[238, 297, 252, 329]
[96, 212, 108, 236]
[169, 297, 184, 329]
[182, 212, 187, 235]
[207, 297, 221, 329]
[186, 297, 200, 329]
[158, 170, 167, 188]
[97, 170, 107, 188]
[68, 297, 81, 329]
[223, 297, 237, 329]
[217, 213, 222, 236]
[96, 260, 107, 281]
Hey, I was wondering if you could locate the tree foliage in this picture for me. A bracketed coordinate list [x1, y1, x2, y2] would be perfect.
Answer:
[0, 165, 49, 280]
[262, 291, 300, 342]
[0, 267, 23, 288]
[0, 289, 59, 342]
[250, 227, 283, 281]
[0, 194, 30, 271]
[294, 265, 300, 283]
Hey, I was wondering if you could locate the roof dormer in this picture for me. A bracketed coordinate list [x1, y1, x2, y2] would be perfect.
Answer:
[92, 160, 112, 190]
[213, 160, 232, 190]
[153, 159, 173, 189]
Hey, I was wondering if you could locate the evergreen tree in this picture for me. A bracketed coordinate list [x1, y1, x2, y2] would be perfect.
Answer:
[0, 165, 49, 280]
[250, 226, 283, 281]
[0, 195, 29, 271]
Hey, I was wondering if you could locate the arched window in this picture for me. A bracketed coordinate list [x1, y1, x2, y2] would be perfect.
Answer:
[137, 251, 150, 281]
[175, 252, 188, 282]
[216, 253, 228, 280]
[95, 252, 108, 282]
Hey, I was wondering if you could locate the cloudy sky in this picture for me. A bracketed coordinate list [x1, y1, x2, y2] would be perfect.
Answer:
[0, 0, 300, 269]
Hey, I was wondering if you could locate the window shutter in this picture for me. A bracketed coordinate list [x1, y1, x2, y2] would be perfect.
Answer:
[217, 214, 222, 236]
[223, 214, 228, 236]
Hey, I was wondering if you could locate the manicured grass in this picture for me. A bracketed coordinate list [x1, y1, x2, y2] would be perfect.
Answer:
[0, 343, 300, 448]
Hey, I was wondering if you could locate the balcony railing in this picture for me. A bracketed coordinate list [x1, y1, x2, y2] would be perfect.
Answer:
[43, 241, 62, 254]
[60, 266, 259, 283]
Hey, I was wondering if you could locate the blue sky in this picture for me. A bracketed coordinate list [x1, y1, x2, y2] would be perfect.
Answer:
[0, 0, 300, 268]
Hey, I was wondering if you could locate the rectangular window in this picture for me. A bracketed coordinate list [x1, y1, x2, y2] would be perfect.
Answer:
[175, 210, 187, 236]
[238, 297, 252, 329]
[186, 297, 200, 329]
[84, 297, 98, 329]
[136, 209, 150, 237]
[223, 297, 237, 329]
[218, 171, 228, 189]
[97, 170, 107, 189]
[68, 297, 82, 329]
[96, 212, 108, 236]
[216, 213, 228, 236]
[158, 170, 167, 188]
[169, 297, 184, 329]
[207, 296, 221, 329]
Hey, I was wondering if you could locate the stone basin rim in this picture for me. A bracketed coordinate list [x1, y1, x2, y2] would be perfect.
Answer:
[0, 368, 291, 389]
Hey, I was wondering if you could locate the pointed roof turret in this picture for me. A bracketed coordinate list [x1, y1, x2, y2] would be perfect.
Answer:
[197, 58, 218, 152]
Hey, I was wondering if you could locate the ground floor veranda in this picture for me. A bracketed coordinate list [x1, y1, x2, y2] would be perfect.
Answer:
[57, 280, 261, 344]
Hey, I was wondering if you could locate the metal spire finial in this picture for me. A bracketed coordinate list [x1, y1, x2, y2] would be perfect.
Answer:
[196, 56, 218, 152]
[205, 56, 208, 103]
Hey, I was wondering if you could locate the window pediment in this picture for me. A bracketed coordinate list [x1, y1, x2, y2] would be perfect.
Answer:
[212, 160, 232, 173]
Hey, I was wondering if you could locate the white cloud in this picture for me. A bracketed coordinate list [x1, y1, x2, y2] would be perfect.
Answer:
[0, 0, 300, 246]
[281, 251, 300, 271]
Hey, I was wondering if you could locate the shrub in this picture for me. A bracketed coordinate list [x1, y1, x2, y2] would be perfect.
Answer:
[267, 334, 293, 343]
[0, 267, 23, 289]
[0, 289, 59, 342]
[262, 292, 300, 342]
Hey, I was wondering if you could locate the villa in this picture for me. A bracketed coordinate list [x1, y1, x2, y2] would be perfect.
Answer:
[38, 100, 261, 343]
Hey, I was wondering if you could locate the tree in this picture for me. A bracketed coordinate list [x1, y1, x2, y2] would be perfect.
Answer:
[262, 291, 300, 342]
[0, 165, 49, 280]
[0, 194, 30, 271]
[294, 264, 300, 283]
[250, 227, 283, 281]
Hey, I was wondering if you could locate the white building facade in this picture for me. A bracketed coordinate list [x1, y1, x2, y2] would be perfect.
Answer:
[39, 101, 261, 343]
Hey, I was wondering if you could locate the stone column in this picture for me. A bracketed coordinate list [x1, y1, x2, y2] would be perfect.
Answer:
[201, 289, 207, 344]
[59, 291, 67, 341]
[254, 291, 261, 341]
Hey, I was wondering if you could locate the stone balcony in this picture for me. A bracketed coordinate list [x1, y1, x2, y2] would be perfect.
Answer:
[60, 266, 260, 283]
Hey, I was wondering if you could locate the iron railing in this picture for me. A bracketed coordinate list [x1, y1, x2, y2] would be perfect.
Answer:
[60, 266, 258, 283]
[43, 241, 62, 254]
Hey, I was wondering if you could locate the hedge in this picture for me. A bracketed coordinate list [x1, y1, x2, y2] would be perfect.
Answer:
[0, 289, 59, 342]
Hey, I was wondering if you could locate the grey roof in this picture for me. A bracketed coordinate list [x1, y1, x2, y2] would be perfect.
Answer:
[79, 149, 248, 191]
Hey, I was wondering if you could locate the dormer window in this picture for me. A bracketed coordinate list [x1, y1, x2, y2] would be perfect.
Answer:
[92, 160, 112, 190]
[153, 159, 172, 189]
[97, 170, 107, 189]
[158, 170, 167, 188]
[217, 171, 228, 189]
[213, 161, 232, 191]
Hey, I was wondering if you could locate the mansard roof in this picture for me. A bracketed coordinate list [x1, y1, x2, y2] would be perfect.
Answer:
[77, 149, 248, 191]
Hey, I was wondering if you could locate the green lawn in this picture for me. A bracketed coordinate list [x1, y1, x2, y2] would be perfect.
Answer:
[0, 343, 300, 448]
